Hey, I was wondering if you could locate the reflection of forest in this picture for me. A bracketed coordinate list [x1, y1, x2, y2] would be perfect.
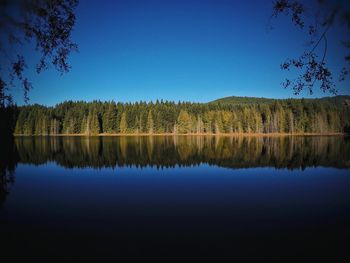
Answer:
[0, 140, 17, 207]
[13, 136, 350, 170]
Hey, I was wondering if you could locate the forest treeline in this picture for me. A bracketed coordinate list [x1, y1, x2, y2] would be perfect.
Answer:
[13, 96, 350, 135]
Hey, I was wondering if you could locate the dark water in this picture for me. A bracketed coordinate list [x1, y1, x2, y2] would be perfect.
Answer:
[1, 136, 350, 261]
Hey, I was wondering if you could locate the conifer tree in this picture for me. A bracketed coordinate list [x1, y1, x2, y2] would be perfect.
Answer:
[147, 110, 154, 134]
[90, 109, 100, 135]
[119, 112, 128, 133]
[196, 116, 204, 134]
[134, 116, 140, 133]
[103, 103, 117, 133]
[177, 110, 192, 134]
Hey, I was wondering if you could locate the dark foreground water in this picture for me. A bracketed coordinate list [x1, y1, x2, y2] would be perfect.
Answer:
[1, 136, 350, 261]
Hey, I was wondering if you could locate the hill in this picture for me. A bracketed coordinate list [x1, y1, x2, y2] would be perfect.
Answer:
[210, 95, 350, 106]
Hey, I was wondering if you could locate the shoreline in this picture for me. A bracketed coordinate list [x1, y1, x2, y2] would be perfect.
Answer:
[13, 132, 346, 137]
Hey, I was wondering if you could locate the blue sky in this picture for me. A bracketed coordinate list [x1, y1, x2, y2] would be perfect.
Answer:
[13, 0, 350, 105]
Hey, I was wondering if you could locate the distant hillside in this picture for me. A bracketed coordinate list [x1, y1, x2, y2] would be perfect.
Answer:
[210, 96, 275, 105]
[318, 95, 350, 106]
[210, 95, 350, 106]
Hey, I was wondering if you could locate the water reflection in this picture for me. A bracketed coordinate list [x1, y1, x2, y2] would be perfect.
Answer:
[13, 135, 350, 169]
[0, 140, 17, 207]
[1, 136, 350, 261]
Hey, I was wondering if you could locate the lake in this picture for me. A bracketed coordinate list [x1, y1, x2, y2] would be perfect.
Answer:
[1, 135, 350, 261]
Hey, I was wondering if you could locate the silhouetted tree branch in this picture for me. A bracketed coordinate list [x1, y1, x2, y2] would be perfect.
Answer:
[0, 0, 79, 106]
[272, 0, 350, 95]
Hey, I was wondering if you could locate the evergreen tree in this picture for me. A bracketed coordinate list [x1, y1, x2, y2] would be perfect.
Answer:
[177, 110, 192, 134]
[196, 116, 204, 134]
[103, 103, 117, 133]
[90, 109, 100, 135]
[119, 112, 128, 133]
[134, 116, 140, 133]
[147, 110, 154, 134]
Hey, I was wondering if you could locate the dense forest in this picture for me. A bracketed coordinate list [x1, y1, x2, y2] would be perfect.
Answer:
[13, 96, 350, 135]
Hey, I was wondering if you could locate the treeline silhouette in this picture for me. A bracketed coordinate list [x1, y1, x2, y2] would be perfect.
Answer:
[13, 96, 350, 135]
[14, 136, 350, 170]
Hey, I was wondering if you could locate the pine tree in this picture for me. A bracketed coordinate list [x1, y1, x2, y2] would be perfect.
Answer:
[134, 115, 140, 133]
[286, 109, 294, 133]
[177, 110, 192, 134]
[215, 112, 223, 134]
[81, 114, 88, 135]
[196, 115, 204, 134]
[103, 103, 117, 133]
[42, 114, 49, 135]
[50, 118, 60, 135]
[147, 110, 154, 134]
[90, 109, 100, 135]
[242, 108, 251, 133]
[119, 112, 128, 133]
[138, 115, 143, 133]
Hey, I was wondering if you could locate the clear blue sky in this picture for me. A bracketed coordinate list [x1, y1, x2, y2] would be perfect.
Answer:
[14, 0, 350, 106]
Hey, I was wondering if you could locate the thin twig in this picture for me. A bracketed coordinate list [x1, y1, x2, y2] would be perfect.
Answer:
[310, 23, 331, 54]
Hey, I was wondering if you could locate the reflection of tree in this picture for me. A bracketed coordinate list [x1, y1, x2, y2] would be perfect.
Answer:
[177, 137, 194, 162]
[13, 136, 350, 170]
[0, 139, 18, 207]
[146, 136, 154, 161]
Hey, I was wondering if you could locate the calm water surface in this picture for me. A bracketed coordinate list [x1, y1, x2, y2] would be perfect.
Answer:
[1, 136, 350, 261]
